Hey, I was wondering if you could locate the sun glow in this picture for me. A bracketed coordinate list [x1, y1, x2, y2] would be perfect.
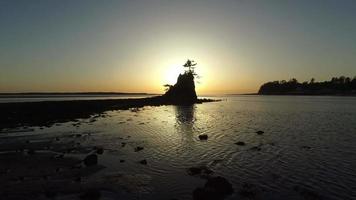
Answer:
[163, 64, 185, 85]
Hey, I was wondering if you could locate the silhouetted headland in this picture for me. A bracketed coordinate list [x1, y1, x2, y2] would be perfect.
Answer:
[258, 76, 356, 95]
[0, 60, 217, 130]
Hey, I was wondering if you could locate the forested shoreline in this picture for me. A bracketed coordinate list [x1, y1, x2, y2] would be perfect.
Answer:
[258, 76, 356, 95]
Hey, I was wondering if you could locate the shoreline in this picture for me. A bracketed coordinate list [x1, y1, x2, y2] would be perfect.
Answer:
[0, 96, 217, 130]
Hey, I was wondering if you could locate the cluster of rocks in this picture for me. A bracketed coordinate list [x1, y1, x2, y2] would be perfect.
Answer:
[233, 130, 267, 150]
[191, 129, 269, 199]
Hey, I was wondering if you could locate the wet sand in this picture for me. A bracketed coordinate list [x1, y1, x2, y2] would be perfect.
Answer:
[2, 96, 351, 199]
[0, 132, 153, 200]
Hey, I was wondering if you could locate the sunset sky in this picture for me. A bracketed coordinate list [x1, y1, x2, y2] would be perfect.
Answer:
[1, 0, 356, 95]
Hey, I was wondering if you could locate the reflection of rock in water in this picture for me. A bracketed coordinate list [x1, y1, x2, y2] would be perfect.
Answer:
[174, 105, 196, 137]
[174, 105, 196, 141]
[175, 105, 195, 124]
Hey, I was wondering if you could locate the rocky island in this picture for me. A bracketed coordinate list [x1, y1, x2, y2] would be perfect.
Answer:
[162, 59, 198, 104]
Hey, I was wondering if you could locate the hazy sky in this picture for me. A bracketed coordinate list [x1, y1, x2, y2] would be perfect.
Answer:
[1, 0, 356, 94]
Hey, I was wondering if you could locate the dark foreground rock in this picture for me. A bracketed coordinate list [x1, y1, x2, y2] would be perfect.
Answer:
[198, 134, 208, 140]
[139, 159, 148, 165]
[256, 130, 264, 135]
[134, 146, 144, 152]
[193, 176, 234, 200]
[235, 141, 246, 146]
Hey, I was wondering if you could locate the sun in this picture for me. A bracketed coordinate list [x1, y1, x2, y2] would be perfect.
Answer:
[163, 64, 185, 85]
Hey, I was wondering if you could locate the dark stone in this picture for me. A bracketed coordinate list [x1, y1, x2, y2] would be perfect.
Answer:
[139, 159, 147, 165]
[301, 145, 311, 150]
[84, 154, 98, 166]
[121, 142, 126, 147]
[256, 131, 264, 135]
[134, 146, 144, 152]
[235, 141, 245, 146]
[198, 134, 208, 140]
[120, 159, 125, 163]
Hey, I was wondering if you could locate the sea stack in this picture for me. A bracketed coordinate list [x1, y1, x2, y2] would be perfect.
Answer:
[162, 59, 198, 104]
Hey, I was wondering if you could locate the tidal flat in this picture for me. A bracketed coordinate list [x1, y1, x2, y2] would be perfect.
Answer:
[0, 95, 356, 200]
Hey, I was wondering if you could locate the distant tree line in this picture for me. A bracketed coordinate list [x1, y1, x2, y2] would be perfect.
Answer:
[258, 76, 356, 95]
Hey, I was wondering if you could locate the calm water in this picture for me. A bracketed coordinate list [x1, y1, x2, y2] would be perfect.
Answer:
[1, 95, 356, 199]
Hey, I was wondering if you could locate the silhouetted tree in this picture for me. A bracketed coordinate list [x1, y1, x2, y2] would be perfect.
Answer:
[183, 59, 197, 74]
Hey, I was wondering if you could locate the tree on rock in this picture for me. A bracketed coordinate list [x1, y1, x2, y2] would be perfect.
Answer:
[183, 59, 197, 74]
